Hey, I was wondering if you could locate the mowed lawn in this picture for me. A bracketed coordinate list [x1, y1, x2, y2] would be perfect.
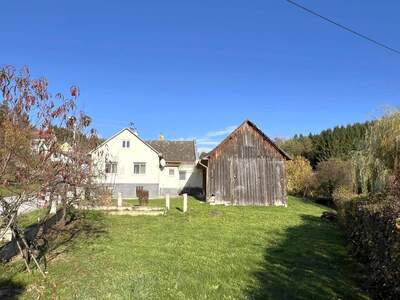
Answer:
[0, 196, 368, 299]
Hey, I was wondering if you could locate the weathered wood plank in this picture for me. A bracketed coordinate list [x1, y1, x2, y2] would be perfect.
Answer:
[206, 121, 288, 206]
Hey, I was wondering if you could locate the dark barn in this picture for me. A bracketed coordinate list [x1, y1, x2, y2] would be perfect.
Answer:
[200, 120, 291, 206]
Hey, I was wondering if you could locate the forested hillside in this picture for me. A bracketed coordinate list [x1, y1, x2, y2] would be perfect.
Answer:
[277, 121, 373, 166]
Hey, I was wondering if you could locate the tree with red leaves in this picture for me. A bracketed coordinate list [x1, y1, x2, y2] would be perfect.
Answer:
[0, 65, 102, 275]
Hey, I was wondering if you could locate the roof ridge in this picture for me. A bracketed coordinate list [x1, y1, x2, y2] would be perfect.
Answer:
[90, 128, 160, 155]
[205, 120, 291, 160]
[146, 139, 196, 162]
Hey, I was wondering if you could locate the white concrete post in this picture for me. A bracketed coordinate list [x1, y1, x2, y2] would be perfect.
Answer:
[183, 193, 188, 213]
[50, 200, 57, 214]
[117, 192, 122, 208]
[165, 194, 170, 210]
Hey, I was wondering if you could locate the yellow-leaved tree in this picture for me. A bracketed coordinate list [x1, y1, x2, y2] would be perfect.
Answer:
[353, 109, 400, 193]
[285, 156, 314, 197]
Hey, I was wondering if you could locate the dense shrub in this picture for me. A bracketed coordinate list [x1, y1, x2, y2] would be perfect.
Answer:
[340, 193, 400, 299]
[332, 185, 356, 219]
[314, 160, 354, 199]
[332, 186, 355, 204]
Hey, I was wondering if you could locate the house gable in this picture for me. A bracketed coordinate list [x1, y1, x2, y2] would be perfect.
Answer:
[90, 128, 160, 156]
[91, 128, 161, 186]
[91, 128, 203, 199]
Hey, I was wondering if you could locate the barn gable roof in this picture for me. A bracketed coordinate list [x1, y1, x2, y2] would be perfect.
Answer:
[146, 140, 197, 162]
[206, 120, 291, 160]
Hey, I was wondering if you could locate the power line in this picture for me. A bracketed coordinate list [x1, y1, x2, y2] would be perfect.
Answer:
[286, 0, 400, 55]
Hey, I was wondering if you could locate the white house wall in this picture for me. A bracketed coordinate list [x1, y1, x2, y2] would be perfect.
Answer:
[92, 129, 160, 198]
[159, 164, 203, 196]
[91, 129, 203, 199]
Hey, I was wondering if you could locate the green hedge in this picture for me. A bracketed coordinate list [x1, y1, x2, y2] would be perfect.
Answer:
[342, 196, 400, 299]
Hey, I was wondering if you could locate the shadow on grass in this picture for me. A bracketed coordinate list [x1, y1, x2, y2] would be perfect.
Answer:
[1, 209, 65, 262]
[0, 279, 25, 300]
[0, 210, 107, 265]
[248, 215, 368, 300]
[45, 211, 107, 262]
[292, 196, 334, 211]
[0, 211, 107, 299]
[187, 194, 206, 202]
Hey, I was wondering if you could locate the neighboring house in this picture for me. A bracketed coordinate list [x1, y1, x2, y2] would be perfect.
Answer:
[31, 135, 72, 163]
[200, 120, 291, 206]
[60, 142, 72, 153]
[90, 128, 203, 199]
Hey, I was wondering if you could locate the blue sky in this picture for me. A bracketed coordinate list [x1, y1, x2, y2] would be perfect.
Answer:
[1, 1, 400, 152]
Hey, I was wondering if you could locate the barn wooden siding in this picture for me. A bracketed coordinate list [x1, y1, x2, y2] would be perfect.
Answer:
[206, 121, 288, 206]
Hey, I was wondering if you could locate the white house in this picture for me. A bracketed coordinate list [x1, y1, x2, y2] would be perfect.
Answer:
[90, 128, 203, 199]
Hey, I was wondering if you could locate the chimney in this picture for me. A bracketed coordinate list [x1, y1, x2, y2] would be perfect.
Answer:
[159, 133, 165, 141]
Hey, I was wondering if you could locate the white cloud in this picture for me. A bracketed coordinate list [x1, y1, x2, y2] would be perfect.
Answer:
[205, 125, 237, 137]
[196, 138, 219, 146]
[197, 147, 213, 153]
[178, 124, 237, 154]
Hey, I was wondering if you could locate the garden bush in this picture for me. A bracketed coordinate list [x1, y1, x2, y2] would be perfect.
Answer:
[314, 159, 354, 199]
[332, 185, 356, 220]
[341, 193, 400, 299]
[332, 185, 355, 204]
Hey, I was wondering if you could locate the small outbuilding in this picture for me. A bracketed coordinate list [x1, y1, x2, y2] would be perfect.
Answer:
[200, 120, 291, 206]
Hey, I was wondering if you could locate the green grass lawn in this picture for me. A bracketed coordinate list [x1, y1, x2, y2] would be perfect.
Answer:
[16, 209, 47, 229]
[0, 196, 368, 299]
[0, 185, 39, 198]
[0, 186, 18, 197]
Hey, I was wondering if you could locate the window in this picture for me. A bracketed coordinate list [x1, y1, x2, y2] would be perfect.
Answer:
[105, 162, 117, 174]
[169, 169, 175, 176]
[179, 170, 186, 180]
[134, 162, 146, 174]
[122, 140, 130, 148]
